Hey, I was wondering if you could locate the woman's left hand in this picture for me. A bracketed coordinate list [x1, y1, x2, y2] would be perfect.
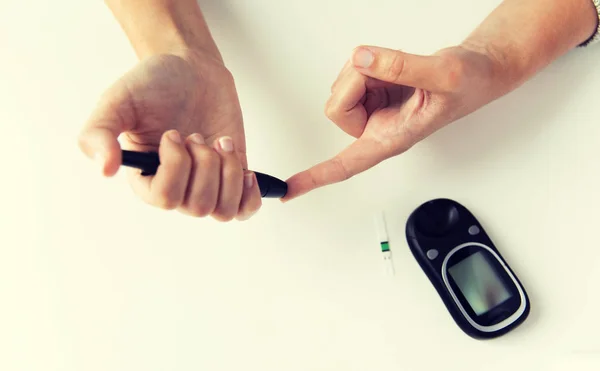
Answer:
[282, 44, 512, 200]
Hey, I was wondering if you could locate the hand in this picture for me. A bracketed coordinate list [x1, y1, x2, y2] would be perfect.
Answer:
[282, 44, 507, 200]
[78, 50, 262, 221]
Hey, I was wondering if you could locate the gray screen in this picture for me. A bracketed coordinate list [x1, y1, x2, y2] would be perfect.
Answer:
[448, 251, 512, 315]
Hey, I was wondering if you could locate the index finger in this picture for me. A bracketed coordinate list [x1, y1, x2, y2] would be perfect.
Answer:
[281, 137, 388, 201]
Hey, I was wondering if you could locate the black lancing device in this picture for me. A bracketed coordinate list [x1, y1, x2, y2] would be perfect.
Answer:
[405, 198, 530, 339]
[121, 150, 288, 198]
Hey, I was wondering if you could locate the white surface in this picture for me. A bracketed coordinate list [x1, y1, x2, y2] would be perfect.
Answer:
[1, 0, 600, 370]
[374, 212, 388, 243]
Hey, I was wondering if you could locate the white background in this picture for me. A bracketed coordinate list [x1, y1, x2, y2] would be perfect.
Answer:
[1, 0, 600, 370]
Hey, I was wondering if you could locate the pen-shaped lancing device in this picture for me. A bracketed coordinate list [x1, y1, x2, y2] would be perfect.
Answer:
[120, 150, 288, 198]
[374, 212, 394, 275]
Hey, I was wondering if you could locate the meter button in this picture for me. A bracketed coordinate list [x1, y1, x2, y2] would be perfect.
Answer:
[468, 225, 480, 235]
[426, 249, 439, 260]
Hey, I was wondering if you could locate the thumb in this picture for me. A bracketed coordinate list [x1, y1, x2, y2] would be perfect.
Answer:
[351, 45, 449, 92]
[282, 137, 390, 201]
[78, 82, 135, 177]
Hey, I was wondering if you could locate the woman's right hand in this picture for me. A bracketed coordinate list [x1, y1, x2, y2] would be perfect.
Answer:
[78, 48, 262, 222]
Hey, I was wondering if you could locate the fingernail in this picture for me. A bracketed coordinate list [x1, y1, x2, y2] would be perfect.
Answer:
[167, 130, 181, 144]
[244, 172, 254, 189]
[218, 136, 234, 152]
[189, 133, 204, 145]
[353, 47, 374, 68]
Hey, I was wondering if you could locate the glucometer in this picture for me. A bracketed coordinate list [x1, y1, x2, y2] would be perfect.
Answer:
[405, 198, 530, 339]
[120, 150, 288, 198]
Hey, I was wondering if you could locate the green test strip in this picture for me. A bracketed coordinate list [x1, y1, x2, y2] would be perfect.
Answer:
[380, 241, 390, 252]
[374, 212, 394, 275]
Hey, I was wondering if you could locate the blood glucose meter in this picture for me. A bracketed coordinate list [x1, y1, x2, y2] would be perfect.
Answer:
[405, 198, 530, 339]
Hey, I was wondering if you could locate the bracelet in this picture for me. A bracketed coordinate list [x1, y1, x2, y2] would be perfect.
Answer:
[581, 0, 600, 46]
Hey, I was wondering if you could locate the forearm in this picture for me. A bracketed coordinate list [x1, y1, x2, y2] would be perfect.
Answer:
[105, 0, 221, 59]
[462, 0, 599, 91]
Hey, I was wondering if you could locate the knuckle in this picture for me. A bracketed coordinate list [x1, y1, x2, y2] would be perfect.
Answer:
[330, 156, 351, 181]
[76, 133, 93, 157]
[183, 185, 218, 217]
[212, 209, 236, 222]
[167, 150, 190, 168]
[324, 99, 340, 120]
[186, 202, 214, 218]
[153, 188, 182, 210]
[387, 54, 406, 83]
[237, 209, 259, 221]
[247, 202, 262, 217]
[242, 197, 262, 215]
[205, 150, 221, 169]
[154, 194, 179, 210]
[220, 68, 236, 85]
[194, 146, 220, 169]
[222, 162, 243, 180]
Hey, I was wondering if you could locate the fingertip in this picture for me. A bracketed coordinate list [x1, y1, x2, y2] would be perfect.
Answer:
[78, 128, 122, 177]
[215, 136, 234, 153]
[162, 129, 183, 145]
[97, 149, 122, 177]
[352, 46, 375, 69]
[186, 133, 205, 146]
[280, 173, 313, 202]
[158, 129, 189, 166]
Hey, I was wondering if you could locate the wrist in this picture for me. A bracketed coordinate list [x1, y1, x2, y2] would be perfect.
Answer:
[458, 39, 522, 98]
[458, 0, 600, 94]
[458, 38, 526, 101]
[106, 0, 222, 61]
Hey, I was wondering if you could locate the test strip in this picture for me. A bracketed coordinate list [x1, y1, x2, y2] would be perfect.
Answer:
[374, 212, 394, 275]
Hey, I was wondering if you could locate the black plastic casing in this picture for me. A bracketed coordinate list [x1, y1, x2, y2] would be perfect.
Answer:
[405, 198, 530, 339]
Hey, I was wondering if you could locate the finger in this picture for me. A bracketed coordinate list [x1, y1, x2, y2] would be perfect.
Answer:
[129, 130, 192, 209]
[331, 59, 391, 93]
[178, 133, 221, 217]
[212, 136, 244, 221]
[363, 88, 390, 117]
[331, 59, 352, 93]
[351, 45, 449, 92]
[281, 137, 390, 201]
[326, 71, 393, 138]
[78, 80, 136, 177]
[236, 171, 262, 221]
[325, 69, 369, 138]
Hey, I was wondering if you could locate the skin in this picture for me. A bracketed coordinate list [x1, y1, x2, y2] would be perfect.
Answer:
[79, 0, 599, 219]
[79, 0, 261, 221]
[283, 0, 599, 199]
